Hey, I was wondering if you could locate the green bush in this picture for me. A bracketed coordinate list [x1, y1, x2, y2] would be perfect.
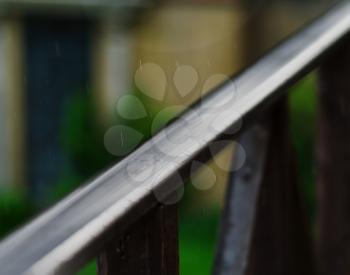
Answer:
[0, 189, 35, 238]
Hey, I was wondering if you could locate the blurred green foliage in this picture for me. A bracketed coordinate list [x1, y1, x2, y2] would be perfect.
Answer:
[78, 261, 97, 275]
[289, 74, 317, 220]
[0, 189, 35, 239]
[60, 93, 116, 181]
[179, 182, 221, 275]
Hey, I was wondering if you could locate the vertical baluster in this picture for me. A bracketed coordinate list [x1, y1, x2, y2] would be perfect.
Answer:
[246, 99, 314, 275]
[213, 121, 270, 275]
[214, 99, 314, 275]
[316, 38, 350, 275]
[97, 204, 178, 275]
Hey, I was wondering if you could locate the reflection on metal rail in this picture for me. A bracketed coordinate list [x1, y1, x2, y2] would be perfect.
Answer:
[1, 1, 350, 274]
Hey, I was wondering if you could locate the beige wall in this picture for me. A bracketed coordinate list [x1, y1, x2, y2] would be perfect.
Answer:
[93, 18, 134, 124]
[134, 5, 245, 107]
[0, 19, 24, 188]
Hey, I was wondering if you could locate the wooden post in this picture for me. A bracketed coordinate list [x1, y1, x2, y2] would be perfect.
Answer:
[214, 99, 314, 275]
[97, 204, 179, 275]
[316, 38, 350, 275]
[245, 99, 314, 275]
[213, 122, 270, 275]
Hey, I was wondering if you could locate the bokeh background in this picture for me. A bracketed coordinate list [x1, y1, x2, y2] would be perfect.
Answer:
[0, 0, 338, 273]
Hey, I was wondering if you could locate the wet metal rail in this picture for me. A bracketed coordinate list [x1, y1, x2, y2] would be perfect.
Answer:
[1, 1, 350, 274]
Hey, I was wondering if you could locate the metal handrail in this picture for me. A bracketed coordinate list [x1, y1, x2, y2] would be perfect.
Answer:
[1, 1, 350, 274]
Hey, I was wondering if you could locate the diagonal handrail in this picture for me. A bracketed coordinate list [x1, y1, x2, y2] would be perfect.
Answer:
[1, 1, 350, 274]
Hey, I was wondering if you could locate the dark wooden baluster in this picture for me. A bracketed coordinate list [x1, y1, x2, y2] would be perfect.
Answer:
[246, 99, 314, 275]
[214, 99, 314, 275]
[97, 204, 178, 275]
[316, 38, 350, 275]
[213, 121, 270, 275]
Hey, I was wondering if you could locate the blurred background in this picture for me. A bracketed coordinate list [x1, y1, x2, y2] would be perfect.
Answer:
[0, 0, 339, 273]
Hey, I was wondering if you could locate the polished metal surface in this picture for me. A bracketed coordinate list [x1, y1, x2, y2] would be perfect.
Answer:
[1, 1, 350, 274]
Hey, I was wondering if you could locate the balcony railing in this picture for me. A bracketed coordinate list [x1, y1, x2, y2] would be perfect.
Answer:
[1, 1, 350, 274]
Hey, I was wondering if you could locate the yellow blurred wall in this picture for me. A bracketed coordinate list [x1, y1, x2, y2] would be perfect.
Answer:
[0, 18, 24, 188]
